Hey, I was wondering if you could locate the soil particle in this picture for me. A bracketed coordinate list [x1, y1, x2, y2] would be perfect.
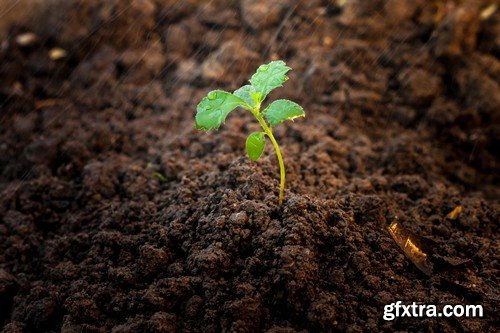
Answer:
[164, 23, 192, 60]
[455, 60, 500, 114]
[398, 68, 442, 106]
[116, 42, 166, 85]
[241, 0, 292, 30]
[138, 244, 171, 277]
[0, 269, 18, 322]
[201, 40, 260, 84]
[431, 0, 482, 58]
[0, 321, 24, 333]
[198, 1, 240, 28]
[65, 293, 100, 323]
[148, 311, 176, 333]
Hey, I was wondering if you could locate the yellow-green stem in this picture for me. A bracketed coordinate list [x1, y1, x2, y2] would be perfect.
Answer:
[253, 110, 286, 206]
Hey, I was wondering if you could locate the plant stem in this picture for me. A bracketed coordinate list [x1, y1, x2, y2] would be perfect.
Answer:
[266, 129, 286, 206]
[253, 111, 286, 206]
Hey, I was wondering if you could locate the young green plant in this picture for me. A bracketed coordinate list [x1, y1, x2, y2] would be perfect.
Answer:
[195, 60, 305, 206]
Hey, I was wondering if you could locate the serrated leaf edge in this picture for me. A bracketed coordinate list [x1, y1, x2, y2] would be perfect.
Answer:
[262, 99, 305, 127]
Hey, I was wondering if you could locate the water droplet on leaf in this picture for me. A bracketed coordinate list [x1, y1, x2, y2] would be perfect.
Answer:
[208, 91, 217, 100]
[259, 64, 269, 72]
[213, 109, 223, 122]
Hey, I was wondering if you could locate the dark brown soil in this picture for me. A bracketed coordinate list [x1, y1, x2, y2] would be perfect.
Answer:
[0, 0, 499, 332]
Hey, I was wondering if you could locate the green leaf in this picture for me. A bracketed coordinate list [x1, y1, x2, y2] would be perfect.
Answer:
[246, 132, 266, 161]
[233, 85, 257, 108]
[249, 60, 291, 102]
[263, 99, 305, 127]
[195, 90, 249, 130]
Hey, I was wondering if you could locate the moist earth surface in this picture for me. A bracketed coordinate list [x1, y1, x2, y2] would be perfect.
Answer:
[0, 0, 498, 332]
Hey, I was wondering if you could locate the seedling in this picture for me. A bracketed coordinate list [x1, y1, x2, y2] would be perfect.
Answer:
[195, 60, 305, 206]
[147, 162, 167, 183]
